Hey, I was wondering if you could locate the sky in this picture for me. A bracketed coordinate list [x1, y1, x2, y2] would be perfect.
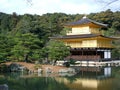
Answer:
[0, 0, 119, 15]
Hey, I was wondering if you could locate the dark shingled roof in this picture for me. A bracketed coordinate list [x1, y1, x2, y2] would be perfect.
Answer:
[65, 17, 107, 27]
[50, 34, 116, 39]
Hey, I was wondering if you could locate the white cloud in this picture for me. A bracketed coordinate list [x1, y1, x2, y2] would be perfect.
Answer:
[0, 0, 119, 15]
[27, 0, 101, 15]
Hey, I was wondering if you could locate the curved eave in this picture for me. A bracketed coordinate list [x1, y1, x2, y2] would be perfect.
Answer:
[65, 22, 107, 28]
[64, 18, 107, 28]
[50, 34, 117, 40]
[99, 35, 118, 40]
[50, 34, 97, 39]
[111, 37, 120, 40]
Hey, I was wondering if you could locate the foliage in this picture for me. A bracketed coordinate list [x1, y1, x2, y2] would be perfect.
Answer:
[0, 64, 9, 72]
[104, 28, 115, 36]
[0, 76, 69, 90]
[46, 40, 70, 62]
[11, 33, 42, 62]
[112, 40, 120, 59]
[0, 10, 120, 63]
[0, 35, 15, 62]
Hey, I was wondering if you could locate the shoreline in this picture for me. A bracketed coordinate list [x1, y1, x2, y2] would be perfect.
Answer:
[2, 62, 76, 74]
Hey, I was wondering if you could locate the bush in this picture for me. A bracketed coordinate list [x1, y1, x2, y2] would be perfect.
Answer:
[69, 58, 76, 65]
[0, 64, 9, 73]
[63, 62, 70, 67]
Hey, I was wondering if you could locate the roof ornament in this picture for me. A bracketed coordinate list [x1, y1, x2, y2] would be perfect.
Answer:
[82, 15, 87, 19]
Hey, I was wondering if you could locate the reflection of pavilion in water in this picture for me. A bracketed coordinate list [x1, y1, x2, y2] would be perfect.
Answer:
[55, 67, 112, 90]
[76, 66, 112, 74]
[78, 67, 112, 78]
[55, 75, 113, 90]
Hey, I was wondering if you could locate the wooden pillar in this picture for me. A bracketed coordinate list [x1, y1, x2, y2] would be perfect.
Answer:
[92, 49, 94, 60]
[96, 48, 98, 61]
[82, 48, 83, 60]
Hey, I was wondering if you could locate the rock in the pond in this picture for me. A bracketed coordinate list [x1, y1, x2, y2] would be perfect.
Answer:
[0, 84, 8, 90]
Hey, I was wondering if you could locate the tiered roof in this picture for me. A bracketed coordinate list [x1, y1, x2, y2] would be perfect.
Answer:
[50, 34, 115, 39]
[50, 16, 117, 40]
[65, 16, 107, 27]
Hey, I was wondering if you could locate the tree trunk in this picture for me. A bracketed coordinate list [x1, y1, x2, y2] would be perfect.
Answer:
[24, 54, 28, 62]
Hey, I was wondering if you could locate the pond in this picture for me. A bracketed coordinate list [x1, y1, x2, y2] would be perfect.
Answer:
[0, 67, 120, 90]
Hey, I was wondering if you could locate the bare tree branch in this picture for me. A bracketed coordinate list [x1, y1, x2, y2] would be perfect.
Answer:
[105, 0, 119, 6]
[96, 0, 120, 10]
[96, 0, 119, 5]
[25, 0, 33, 6]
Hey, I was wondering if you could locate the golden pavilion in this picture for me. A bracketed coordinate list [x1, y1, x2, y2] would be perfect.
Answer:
[52, 16, 115, 62]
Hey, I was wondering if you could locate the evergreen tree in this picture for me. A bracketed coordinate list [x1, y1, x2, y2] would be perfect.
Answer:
[11, 33, 43, 62]
[46, 40, 70, 64]
[0, 35, 15, 63]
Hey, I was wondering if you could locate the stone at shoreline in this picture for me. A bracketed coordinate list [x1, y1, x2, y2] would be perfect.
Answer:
[8, 63, 28, 72]
[0, 84, 8, 90]
[4, 62, 77, 74]
[58, 68, 76, 73]
[45, 67, 52, 73]
[38, 68, 42, 73]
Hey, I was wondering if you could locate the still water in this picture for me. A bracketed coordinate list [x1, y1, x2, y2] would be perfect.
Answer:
[0, 67, 120, 90]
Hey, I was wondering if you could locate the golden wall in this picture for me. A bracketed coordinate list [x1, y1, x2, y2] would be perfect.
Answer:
[67, 26, 90, 35]
[90, 28, 102, 34]
[97, 39, 113, 48]
[66, 26, 102, 35]
[64, 38, 113, 48]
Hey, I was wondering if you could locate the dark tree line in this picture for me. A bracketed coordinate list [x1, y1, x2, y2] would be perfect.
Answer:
[0, 9, 120, 63]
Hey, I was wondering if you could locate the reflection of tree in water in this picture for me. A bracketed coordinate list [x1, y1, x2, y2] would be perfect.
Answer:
[65, 75, 78, 83]
[0, 76, 69, 90]
[0, 67, 120, 90]
[113, 78, 120, 90]
[111, 67, 120, 90]
[64, 72, 115, 90]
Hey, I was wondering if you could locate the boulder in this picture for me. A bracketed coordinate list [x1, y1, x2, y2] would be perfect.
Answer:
[9, 63, 27, 72]
[45, 67, 52, 73]
[58, 68, 76, 73]
[0, 84, 8, 90]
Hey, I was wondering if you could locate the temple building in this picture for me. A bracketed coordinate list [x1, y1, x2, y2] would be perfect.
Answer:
[51, 16, 116, 63]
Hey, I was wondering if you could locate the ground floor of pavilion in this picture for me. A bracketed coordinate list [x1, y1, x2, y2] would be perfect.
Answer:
[66, 48, 112, 61]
